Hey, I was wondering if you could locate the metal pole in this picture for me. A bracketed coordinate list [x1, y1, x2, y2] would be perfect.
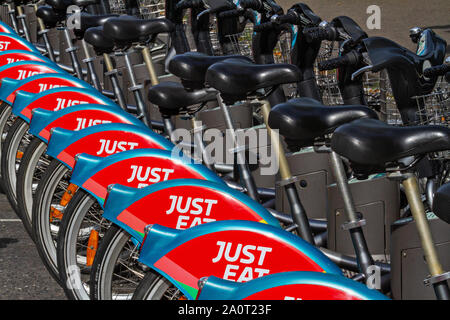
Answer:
[16, 5, 31, 41]
[216, 94, 260, 202]
[34, 4, 56, 62]
[63, 28, 83, 79]
[402, 174, 450, 300]
[329, 151, 375, 279]
[259, 99, 314, 244]
[81, 39, 101, 91]
[123, 50, 151, 128]
[103, 53, 127, 110]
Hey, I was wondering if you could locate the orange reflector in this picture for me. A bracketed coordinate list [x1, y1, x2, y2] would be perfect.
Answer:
[50, 207, 63, 222]
[49, 184, 78, 221]
[60, 183, 78, 207]
[16, 151, 23, 159]
[86, 229, 99, 267]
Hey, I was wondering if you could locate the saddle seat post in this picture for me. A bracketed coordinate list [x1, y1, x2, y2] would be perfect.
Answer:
[33, 3, 57, 62]
[80, 38, 101, 90]
[215, 93, 260, 203]
[15, 3, 31, 41]
[259, 99, 315, 244]
[102, 51, 127, 110]
[120, 47, 151, 129]
[328, 150, 375, 280]
[59, 19, 84, 79]
[398, 172, 450, 300]
[6, 2, 20, 33]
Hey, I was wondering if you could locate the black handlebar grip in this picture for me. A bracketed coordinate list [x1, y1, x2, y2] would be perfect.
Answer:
[273, 11, 299, 24]
[423, 64, 450, 77]
[253, 21, 274, 32]
[318, 55, 350, 71]
[175, 0, 202, 10]
[239, 0, 261, 10]
[303, 27, 336, 42]
[318, 51, 360, 71]
[217, 9, 241, 18]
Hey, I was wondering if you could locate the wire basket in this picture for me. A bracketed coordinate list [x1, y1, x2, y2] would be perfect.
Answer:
[108, 0, 165, 17]
[108, 0, 127, 14]
[223, 22, 254, 57]
[414, 85, 450, 126]
[315, 41, 342, 105]
[273, 29, 292, 64]
[315, 42, 396, 120]
[208, 18, 254, 57]
[209, 19, 292, 61]
[138, 0, 165, 19]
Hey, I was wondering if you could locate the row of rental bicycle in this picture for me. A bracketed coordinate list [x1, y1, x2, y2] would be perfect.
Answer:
[0, 0, 449, 300]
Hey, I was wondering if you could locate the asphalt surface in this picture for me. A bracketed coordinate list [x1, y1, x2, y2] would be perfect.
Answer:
[280, 0, 450, 52]
[0, 193, 66, 300]
[0, 0, 449, 301]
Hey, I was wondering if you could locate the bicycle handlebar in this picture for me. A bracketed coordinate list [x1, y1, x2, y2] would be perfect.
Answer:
[318, 51, 361, 71]
[303, 26, 337, 42]
[239, 0, 261, 10]
[217, 8, 240, 18]
[272, 11, 299, 25]
[175, 0, 203, 10]
[423, 64, 450, 77]
[216, 0, 262, 18]
[253, 21, 274, 32]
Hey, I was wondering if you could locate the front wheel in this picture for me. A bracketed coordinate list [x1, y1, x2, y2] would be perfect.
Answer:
[1, 117, 30, 215]
[32, 159, 71, 285]
[16, 137, 49, 238]
[57, 189, 110, 300]
[132, 272, 185, 300]
[89, 225, 147, 300]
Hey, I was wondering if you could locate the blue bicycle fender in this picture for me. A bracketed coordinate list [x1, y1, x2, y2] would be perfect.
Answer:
[46, 123, 174, 168]
[197, 272, 390, 300]
[28, 104, 140, 143]
[11, 86, 115, 122]
[70, 149, 222, 206]
[0, 72, 91, 103]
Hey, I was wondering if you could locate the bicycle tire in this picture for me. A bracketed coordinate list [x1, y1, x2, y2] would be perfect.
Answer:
[16, 137, 48, 238]
[32, 158, 71, 285]
[1, 117, 30, 215]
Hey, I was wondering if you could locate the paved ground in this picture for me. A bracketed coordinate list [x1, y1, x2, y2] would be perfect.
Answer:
[0, 0, 448, 301]
[0, 193, 66, 300]
[279, 0, 450, 52]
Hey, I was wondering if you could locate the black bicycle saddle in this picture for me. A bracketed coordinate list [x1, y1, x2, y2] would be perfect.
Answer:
[45, 0, 73, 12]
[72, 13, 118, 39]
[36, 5, 65, 28]
[148, 82, 217, 115]
[103, 16, 174, 46]
[332, 118, 450, 169]
[268, 97, 378, 150]
[205, 58, 300, 100]
[84, 26, 114, 55]
[71, 0, 99, 7]
[168, 52, 252, 90]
